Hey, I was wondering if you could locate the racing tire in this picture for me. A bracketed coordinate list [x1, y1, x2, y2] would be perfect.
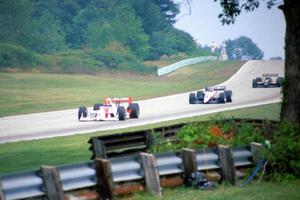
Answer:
[189, 93, 196, 104]
[196, 91, 204, 101]
[252, 79, 257, 88]
[78, 107, 87, 121]
[93, 103, 103, 111]
[256, 77, 262, 82]
[218, 93, 225, 103]
[277, 77, 284, 87]
[129, 103, 140, 118]
[225, 90, 232, 102]
[117, 106, 126, 121]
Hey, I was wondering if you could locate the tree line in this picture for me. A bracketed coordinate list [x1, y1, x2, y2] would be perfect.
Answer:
[0, 0, 264, 73]
[0, 0, 196, 60]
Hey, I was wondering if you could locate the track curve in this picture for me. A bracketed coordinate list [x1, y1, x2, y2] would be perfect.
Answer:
[0, 60, 284, 143]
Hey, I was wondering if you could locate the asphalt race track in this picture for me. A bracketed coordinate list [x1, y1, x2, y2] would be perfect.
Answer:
[0, 60, 284, 143]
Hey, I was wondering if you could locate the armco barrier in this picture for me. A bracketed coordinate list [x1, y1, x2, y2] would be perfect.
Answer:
[0, 170, 44, 200]
[0, 144, 259, 200]
[58, 162, 96, 191]
[157, 56, 217, 76]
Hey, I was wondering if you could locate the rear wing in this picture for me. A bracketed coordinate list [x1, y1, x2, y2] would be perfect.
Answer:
[262, 73, 278, 77]
[213, 86, 226, 91]
[104, 97, 132, 104]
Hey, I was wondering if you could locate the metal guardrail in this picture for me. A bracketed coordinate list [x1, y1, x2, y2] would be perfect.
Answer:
[0, 170, 43, 200]
[58, 161, 96, 191]
[157, 56, 217, 76]
[0, 146, 254, 200]
[111, 155, 143, 182]
[156, 152, 183, 176]
[196, 148, 219, 171]
[232, 146, 253, 167]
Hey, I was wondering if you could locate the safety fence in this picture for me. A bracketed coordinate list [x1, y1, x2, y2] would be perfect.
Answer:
[157, 56, 217, 76]
[0, 143, 263, 200]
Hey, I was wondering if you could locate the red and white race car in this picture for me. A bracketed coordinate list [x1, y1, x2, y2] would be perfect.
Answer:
[78, 97, 140, 121]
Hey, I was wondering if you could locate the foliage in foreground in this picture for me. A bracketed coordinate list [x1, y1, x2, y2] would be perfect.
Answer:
[150, 117, 300, 179]
[150, 116, 265, 153]
[266, 122, 300, 178]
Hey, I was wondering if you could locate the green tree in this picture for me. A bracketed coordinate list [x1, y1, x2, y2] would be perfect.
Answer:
[225, 36, 264, 60]
[69, 2, 104, 48]
[0, 0, 33, 46]
[84, 21, 115, 48]
[110, 2, 150, 59]
[32, 0, 85, 47]
[133, 0, 170, 34]
[0, 1, 65, 54]
[27, 12, 66, 54]
[153, 0, 180, 24]
[149, 28, 196, 59]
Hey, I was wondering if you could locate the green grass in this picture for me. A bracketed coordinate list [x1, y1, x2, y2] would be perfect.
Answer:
[0, 103, 280, 175]
[0, 60, 245, 116]
[124, 181, 300, 200]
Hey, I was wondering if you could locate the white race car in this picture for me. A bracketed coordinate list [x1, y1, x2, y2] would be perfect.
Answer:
[189, 86, 232, 104]
[78, 97, 140, 121]
[252, 73, 284, 88]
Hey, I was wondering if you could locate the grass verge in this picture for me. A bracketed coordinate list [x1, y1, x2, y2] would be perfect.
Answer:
[124, 181, 300, 200]
[0, 103, 280, 175]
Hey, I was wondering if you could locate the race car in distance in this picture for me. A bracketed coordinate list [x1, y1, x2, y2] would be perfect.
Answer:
[189, 86, 232, 104]
[252, 73, 284, 88]
[78, 97, 140, 121]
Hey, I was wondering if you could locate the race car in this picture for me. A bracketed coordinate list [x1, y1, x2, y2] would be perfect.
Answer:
[189, 86, 232, 104]
[252, 73, 284, 88]
[78, 97, 140, 121]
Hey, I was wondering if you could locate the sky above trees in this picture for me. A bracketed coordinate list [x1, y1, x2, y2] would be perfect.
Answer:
[174, 0, 285, 59]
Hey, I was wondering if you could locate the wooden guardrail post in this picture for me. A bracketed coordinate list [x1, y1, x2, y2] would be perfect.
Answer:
[217, 145, 236, 185]
[181, 148, 197, 182]
[251, 142, 263, 164]
[140, 153, 162, 197]
[92, 138, 107, 159]
[94, 158, 114, 200]
[41, 165, 64, 200]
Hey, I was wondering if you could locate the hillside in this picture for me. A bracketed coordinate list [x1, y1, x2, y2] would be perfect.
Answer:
[0, 0, 215, 73]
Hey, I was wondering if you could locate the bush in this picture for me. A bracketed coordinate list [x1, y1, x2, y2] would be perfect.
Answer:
[86, 44, 155, 74]
[266, 122, 300, 178]
[0, 43, 45, 69]
[150, 117, 265, 153]
[50, 46, 155, 74]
